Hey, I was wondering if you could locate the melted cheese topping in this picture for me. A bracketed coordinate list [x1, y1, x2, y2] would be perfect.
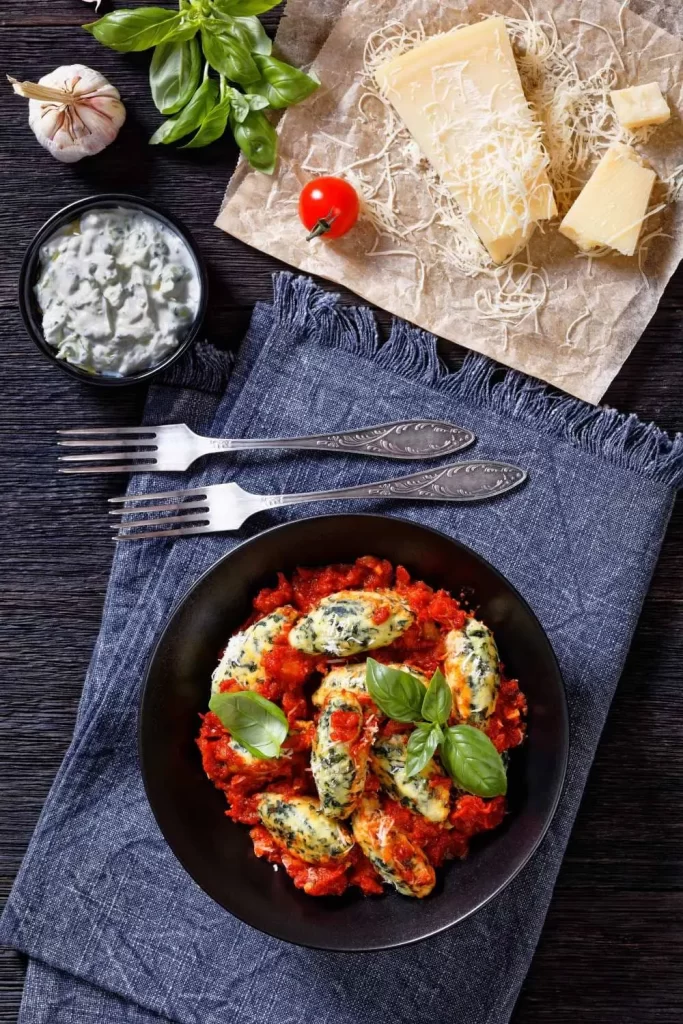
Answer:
[257, 794, 354, 863]
[444, 618, 500, 725]
[370, 732, 450, 823]
[351, 795, 435, 897]
[311, 693, 368, 819]
[211, 606, 299, 692]
[288, 590, 413, 657]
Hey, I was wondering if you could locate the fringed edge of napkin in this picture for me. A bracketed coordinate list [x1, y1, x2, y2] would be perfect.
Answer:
[159, 340, 235, 395]
[273, 272, 683, 490]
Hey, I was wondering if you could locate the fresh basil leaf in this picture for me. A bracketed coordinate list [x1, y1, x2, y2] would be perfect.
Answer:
[150, 36, 201, 115]
[201, 28, 260, 86]
[231, 108, 277, 172]
[229, 89, 250, 123]
[209, 690, 288, 760]
[227, 15, 273, 55]
[150, 77, 219, 144]
[365, 658, 426, 723]
[246, 92, 270, 111]
[212, 0, 282, 14]
[84, 8, 196, 53]
[182, 95, 231, 148]
[440, 725, 507, 797]
[404, 723, 440, 779]
[421, 668, 452, 726]
[250, 53, 318, 109]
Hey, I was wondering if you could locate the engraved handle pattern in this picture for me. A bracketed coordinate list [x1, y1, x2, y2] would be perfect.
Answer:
[211, 421, 474, 460]
[278, 462, 527, 507]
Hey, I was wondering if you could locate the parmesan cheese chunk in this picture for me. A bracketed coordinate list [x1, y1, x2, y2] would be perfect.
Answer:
[559, 144, 656, 257]
[610, 83, 670, 131]
[374, 17, 557, 264]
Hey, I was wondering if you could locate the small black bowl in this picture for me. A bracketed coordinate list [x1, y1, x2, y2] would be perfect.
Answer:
[19, 193, 208, 387]
[139, 515, 569, 951]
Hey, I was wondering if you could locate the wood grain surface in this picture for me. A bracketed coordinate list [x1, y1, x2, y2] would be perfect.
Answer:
[1, 3, 682, 1022]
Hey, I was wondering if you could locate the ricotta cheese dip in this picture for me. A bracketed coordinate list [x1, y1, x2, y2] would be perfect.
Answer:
[35, 206, 201, 376]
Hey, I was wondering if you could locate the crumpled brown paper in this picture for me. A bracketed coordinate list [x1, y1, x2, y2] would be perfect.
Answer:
[217, 0, 683, 403]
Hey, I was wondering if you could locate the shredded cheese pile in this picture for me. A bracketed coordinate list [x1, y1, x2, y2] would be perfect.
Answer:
[301, 6, 674, 330]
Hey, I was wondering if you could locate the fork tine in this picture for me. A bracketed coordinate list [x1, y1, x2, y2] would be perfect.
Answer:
[112, 513, 210, 530]
[57, 427, 158, 436]
[114, 524, 214, 542]
[58, 439, 159, 449]
[58, 463, 158, 475]
[59, 452, 158, 464]
[110, 499, 209, 516]
[109, 487, 209, 504]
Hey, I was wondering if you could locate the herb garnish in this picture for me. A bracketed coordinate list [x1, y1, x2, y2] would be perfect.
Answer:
[209, 689, 288, 759]
[84, 0, 318, 167]
[365, 658, 507, 797]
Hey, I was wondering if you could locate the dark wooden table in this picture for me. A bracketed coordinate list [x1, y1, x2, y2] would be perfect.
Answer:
[1, 3, 682, 1022]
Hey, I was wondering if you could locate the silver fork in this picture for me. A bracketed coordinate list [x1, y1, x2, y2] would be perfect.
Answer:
[110, 461, 527, 541]
[57, 420, 476, 473]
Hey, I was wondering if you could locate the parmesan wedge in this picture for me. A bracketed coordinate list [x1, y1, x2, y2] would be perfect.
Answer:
[559, 143, 656, 256]
[374, 18, 557, 264]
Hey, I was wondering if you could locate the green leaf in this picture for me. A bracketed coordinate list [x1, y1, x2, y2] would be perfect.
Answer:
[421, 668, 452, 726]
[440, 725, 507, 797]
[150, 77, 219, 144]
[84, 8, 197, 53]
[201, 27, 260, 85]
[182, 95, 231, 148]
[150, 36, 201, 115]
[213, 0, 282, 14]
[405, 723, 440, 779]
[246, 92, 270, 111]
[229, 89, 250, 122]
[250, 53, 318, 109]
[365, 658, 426, 723]
[229, 16, 272, 55]
[231, 108, 277, 172]
[209, 690, 288, 759]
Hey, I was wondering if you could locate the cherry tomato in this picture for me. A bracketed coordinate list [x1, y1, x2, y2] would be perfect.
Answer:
[298, 176, 360, 241]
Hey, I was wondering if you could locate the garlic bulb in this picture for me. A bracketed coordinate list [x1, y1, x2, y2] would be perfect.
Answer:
[9, 65, 125, 163]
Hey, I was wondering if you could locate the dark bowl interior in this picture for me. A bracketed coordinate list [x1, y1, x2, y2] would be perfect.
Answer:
[19, 193, 208, 388]
[140, 514, 569, 951]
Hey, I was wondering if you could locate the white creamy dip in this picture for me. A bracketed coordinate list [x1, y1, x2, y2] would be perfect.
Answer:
[35, 207, 201, 376]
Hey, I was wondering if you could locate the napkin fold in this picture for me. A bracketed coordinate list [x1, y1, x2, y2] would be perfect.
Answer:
[3, 273, 682, 1024]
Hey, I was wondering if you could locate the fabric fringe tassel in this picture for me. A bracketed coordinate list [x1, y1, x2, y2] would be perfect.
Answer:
[272, 272, 683, 489]
[160, 340, 235, 396]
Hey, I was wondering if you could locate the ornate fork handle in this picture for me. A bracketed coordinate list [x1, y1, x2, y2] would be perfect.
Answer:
[205, 420, 474, 460]
[274, 461, 527, 507]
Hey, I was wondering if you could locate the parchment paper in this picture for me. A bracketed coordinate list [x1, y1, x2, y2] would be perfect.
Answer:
[217, 0, 683, 403]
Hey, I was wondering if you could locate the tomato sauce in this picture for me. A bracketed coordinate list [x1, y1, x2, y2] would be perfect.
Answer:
[196, 556, 526, 898]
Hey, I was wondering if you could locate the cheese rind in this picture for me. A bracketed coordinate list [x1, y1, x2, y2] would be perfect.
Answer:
[559, 144, 656, 257]
[610, 83, 670, 130]
[374, 17, 557, 264]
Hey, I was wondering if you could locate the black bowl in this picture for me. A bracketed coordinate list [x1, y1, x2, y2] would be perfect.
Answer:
[19, 193, 208, 387]
[140, 515, 569, 951]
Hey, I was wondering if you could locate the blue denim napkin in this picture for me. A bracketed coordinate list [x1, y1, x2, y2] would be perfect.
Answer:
[3, 273, 682, 1024]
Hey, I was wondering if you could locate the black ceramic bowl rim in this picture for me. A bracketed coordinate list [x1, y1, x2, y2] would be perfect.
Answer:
[138, 514, 570, 952]
[18, 193, 209, 388]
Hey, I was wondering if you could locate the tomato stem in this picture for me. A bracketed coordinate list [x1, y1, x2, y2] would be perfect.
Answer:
[306, 210, 337, 241]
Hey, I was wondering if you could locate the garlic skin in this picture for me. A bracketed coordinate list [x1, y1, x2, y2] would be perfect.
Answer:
[10, 65, 125, 163]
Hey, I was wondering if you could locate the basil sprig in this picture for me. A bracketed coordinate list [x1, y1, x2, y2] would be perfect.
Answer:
[209, 689, 288, 759]
[84, 0, 318, 168]
[365, 659, 507, 797]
